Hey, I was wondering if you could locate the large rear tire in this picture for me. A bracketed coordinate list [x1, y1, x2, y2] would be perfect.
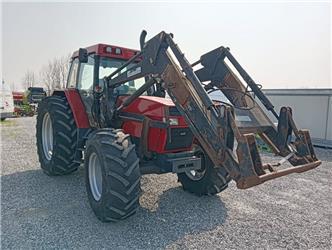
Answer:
[85, 129, 141, 222]
[36, 96, 80, 175]
[177, 145, 231, 195]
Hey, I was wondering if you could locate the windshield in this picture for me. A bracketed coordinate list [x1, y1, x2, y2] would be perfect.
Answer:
[99, 57, 145, 95]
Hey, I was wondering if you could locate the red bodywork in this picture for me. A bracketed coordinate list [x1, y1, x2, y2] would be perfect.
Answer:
[63, 90, 90, 128]
[118, 96, 190, 153]
[63, 44, 192, 154]
[63, 89, 191, 154]
[12, 91, 24, 102]
[13, 92, 24, 114]
[72, 43, 139, 61]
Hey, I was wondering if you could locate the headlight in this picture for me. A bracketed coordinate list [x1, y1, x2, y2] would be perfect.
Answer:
[169, 118, 179, 126]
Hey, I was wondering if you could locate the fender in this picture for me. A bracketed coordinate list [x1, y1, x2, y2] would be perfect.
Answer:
[53, 89, 90, 128]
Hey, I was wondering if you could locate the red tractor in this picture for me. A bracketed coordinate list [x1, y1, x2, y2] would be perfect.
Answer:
[12, 91, 35, 117]
[36, 31, 320, 222]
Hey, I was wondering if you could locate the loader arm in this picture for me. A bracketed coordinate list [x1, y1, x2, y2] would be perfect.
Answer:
[106, 31, 321, 189]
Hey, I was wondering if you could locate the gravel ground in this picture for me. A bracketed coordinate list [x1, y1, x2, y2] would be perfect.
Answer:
[1, 117, 331, 249]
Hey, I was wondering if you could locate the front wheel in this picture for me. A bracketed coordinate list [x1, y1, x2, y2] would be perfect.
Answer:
[177, 145, 231, 195]
[85, 129, 141, 222]
[36, 96, 80, 175]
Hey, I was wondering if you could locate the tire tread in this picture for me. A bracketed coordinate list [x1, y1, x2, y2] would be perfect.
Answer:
[85, 129, 140, 222]
[36, 95, 80, 175]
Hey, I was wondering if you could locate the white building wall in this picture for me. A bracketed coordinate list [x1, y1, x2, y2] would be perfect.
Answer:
[327, 96, 332, 141]
[263, 89, 332, 147]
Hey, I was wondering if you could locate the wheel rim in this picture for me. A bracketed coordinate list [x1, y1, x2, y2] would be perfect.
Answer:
[88, 152, 103, 201]
[185, 148, 207, 181]
[42, 112, 53, 160]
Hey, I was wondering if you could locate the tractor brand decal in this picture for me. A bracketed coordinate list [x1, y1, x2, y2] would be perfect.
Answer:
[127, 67, 142, 77]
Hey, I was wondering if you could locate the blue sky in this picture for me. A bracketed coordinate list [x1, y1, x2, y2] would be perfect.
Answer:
[2, 1, 331, 90]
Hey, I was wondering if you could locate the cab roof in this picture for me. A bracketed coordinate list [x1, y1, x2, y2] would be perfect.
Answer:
[72, 43, 139, 61]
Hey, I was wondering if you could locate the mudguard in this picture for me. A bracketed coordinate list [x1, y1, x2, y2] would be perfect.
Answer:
[53, 89, 90, 128]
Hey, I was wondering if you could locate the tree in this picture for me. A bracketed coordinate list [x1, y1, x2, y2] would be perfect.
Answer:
[58, 54, 71, 89]
[40, 54, 71, 94]
[22, 70, 36, 89]
[40, 62, 53, 95]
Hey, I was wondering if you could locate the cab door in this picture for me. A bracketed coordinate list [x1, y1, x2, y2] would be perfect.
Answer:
[77, 55, 96, 121]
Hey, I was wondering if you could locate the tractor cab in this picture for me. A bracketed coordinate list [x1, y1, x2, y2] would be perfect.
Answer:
[67, 44, 142, 121]
[68, 44, 166, 123]
[69, 44, 145, 93]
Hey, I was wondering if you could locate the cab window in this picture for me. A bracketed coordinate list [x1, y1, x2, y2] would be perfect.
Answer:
[67, 58, 79, 88]
[99, 57, 145, 95]
[78, 56, 95, 90]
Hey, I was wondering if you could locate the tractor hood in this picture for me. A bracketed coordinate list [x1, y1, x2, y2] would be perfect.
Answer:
[137, 96, 175, 107]
[118, 95, 176, 119]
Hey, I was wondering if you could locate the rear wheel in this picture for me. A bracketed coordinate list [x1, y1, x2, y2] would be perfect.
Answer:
[36, 96, 80, 175]
[177, 145, 231, 195]
[85, 129, 141, 222]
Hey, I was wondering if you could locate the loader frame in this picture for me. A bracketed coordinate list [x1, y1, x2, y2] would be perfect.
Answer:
[99, 31, 321, 189]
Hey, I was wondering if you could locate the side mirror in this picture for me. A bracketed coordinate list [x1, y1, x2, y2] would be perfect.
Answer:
[140, 30, 147, 50]
[78, 48, 88, 63]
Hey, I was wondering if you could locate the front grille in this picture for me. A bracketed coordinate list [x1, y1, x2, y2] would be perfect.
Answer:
[169, 106, 181, 116]
[165, 128, 193, 150]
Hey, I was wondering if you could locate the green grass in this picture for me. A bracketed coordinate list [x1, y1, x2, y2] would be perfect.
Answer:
[0, 119, 17, 127]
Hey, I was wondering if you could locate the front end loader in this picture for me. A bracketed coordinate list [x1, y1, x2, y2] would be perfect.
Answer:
[36, 31, 321, 222]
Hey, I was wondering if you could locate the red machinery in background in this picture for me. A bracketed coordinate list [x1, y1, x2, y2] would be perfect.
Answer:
[12, 91, 34, 117]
